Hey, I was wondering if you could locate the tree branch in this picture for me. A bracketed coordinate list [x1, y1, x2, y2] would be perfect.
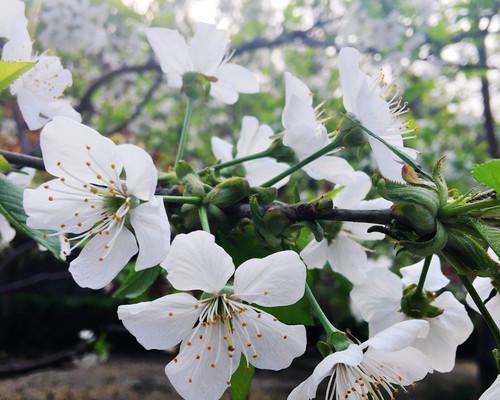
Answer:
[0, 149, 45, 170]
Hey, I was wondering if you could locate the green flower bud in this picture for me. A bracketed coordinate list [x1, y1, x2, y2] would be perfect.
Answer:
[182, 72, 212, 100]
[432, 157, 449, 206]
[392, 202, 437, 236]
[267, 139, 297, 163]
[399, 221, 448, 257]
[175, 160, 195, 181]
[400, 285, 444, 319]
[250, 186, 277, 204]
[205, 177, 250, 208]
[262, 208, 290, 236]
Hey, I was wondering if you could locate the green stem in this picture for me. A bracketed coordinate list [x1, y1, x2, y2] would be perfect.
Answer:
[213, 149, 271, 171]
[414, 255, 432, 296]
[262, 135, 343, 187]
[161, 195, 201, 204]
[304, 284, 338, 335]
[460, 275, 500, 347]
[175, 98, 194, 167]
[439, 198, 498, 218]
[198, 205, 211, 233]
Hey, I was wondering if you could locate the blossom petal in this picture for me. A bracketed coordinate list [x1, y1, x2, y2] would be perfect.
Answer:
[160, 230, 234, 293]
[333, 170, 371, 208]
[216, 64, 259, 95]
[338, 47, 364, 114]
[118, 293, 202, 350]
[209, 82, 239, 104]
[233, 250, 306, 307]
[145, 27, 190, 88]
[311, 344, 363, 387]
[243, 158, 289, 189]
[466, 277, 500, 325]
[367, 136, 406, 182]
[40, 117, 121, 184]
[327, 234, 367, 284]
[234, 308, 306, 370]
[287, 376, 316, 400]
[283, 122, 328, 160]
[69, 225, 138, 289]
[166, 322, 240, 400]
[300, 239, 328, 270]
[236, 116, 271, 157]
[189, 23, 230, 75]
[115, 144, 157, 201]
[342, 221, 384, 241]
[211, 137, 233, 163]
[363, 319, 429, 352]
[0, 215, 16, 246]
[479, 374, 500, 400]
[401, 255, 449, 292]
[302, 155, 354, 185]
[129, 200, 171, 270]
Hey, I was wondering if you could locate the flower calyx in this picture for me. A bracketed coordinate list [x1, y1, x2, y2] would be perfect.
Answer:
[335, 113, 366, 147]
[400, 284, 444, 319]
[181, 72, 213, 100]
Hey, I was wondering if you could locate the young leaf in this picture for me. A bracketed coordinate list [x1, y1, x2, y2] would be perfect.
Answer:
[0, 174, 61, 258]
[0, 60, 33, 91]
[473, 221, 500, 259]
[230, 357, 255, 400]
[472, 160, 500, 192]
[112, 266, 161, 299]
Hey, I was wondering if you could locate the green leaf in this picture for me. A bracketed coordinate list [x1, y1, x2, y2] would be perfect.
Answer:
[473, 222, 500, 259]
[112, 266, 161, 299]
[0, 60, 34, 91]
[0, 154, 10, 173]
[260, 294, 314, 326]
[230, 357, 255, 400]
[0, 175, 61, 258]
[472, 160, 500, 191]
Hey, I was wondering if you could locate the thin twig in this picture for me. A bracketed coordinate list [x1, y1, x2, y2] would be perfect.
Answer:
[0, 149, 44, 170]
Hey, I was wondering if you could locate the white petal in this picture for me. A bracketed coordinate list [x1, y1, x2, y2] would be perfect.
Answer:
[479, 375, 500, 400]
[40, 117, 121, 184]
[161, 230, 234, 293]
[0, 215, 15, 246]
[236, 116, 271, 157]
[129, 200, 171, 270]
[300, 239, 328, 270]
[215, 64, 259, 95]
[7, 167, 35, 186]
[350, 268, 402, 326]
[145, 27, 190, 87]
[414, 291, 473, 372]
[332, 170, 371, 208]
[23, 178, 105, 233]
[209, 82, 239, 104]
[189, 23, 230, 75]
[38, 99, 81, 126]
[118, 293, 202, 350]
[243, 158, 290, 189]
[166, 322, 240, 400]
[284, 72, 313, 107]
[338, 47, 364, 114]
[211, 137, 234, 163]
[233, 250, 306, 307]
[16, 89, 46, 130]
[115, 144, 157, 201]
[363, 319, 429, 352]
[401, 255, 449, 292]
[311, 344, 363, 386]
[302, 155, 354, 185]
[287, 376, 316, 400]
[367, 136, 406, 183]
[233, 307, 306, 370]
[69, 225, 138, 289]
[327, 234, 367, 284]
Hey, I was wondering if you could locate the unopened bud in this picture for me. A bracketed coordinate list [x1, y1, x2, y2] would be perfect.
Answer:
[393, 202, 436, 236]
[399, 221, 448, 257]
[205, 177, 250, 208]
[182, 72, 212, 100]
[400, 285, 444, 319]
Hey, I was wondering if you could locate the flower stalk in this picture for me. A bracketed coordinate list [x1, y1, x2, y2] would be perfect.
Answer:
[161, 195, 202, 204]
[414, 255, 433, 297]
[174, 97, 194, 167]
[198, 205, 211, 233]
[212, 149, 272, 171]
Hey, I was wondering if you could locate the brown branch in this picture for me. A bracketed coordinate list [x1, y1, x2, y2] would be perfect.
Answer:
[0, 149, 45, 170]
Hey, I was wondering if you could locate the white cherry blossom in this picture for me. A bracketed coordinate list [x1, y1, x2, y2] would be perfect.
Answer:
[146, 22, 258, 104]
[288, 320, 431, 400]
[479, 375, 500, 400]
[350, 256, 473, 372]
[300, 171, 391, 284]
[338, 47, 417, 182]
[211, 116, 289, 188]
[118, 230, 307, 400]
[282, 72, 354, 184]
[23, 117, 171, 289]
[1, 2, 81, 130]
[466, 249, 500, 325]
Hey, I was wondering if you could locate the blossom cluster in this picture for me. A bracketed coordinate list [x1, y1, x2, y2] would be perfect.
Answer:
[1, 2, 499, 400]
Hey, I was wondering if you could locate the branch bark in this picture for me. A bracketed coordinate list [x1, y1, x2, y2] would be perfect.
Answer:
[0, 149, 45, 170]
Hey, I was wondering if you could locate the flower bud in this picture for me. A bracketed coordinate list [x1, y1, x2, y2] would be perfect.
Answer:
[399, 221, 448, 257]
[262, 207, 290, 236]
[205, 177, 250, 208]
[400, 285, 444, 319]
[182, 72, 212, 100]
[250, 186, 277, 204]
[392, 202, 436, 236]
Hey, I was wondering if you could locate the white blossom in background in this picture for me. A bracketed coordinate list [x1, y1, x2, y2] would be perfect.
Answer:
[23, 117, 171, 289]
[288, 320, 431, 400]
[39, 0, 108, 55]
[0, 1, 81, 130]
[479, 375, 500, 400]
[146, 22, 259, 104]
[0, 167, 36, 249]
[119, 230, 307, 400]
[350, 256, 473, 372]
[282, 72, 354, 184]
[300, 171, 391, 284]
[211, 116, 290, 188]
[338, 47, 418, 183]
[466, 249, 500, 325]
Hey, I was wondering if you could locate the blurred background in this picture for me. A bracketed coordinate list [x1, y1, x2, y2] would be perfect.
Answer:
[0, 0, 499, 399]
